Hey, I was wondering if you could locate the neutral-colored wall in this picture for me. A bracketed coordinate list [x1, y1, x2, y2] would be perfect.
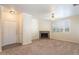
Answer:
[51, 15, 79, 43]
[0, 6, 22, 52]
[22, 13, 32, 45]
[2, 6, 17, 46]
[32, 18, 39, 40]
[0, 6, 2, 52]
[39, 19, 51, 31]
[16, 12, 23, 43]
[39, 19, 52, 38]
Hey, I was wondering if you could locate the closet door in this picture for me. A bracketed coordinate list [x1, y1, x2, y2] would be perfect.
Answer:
[2, 21, 17, 46]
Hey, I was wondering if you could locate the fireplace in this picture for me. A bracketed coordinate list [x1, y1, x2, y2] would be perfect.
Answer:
[39, 31, 50, 39]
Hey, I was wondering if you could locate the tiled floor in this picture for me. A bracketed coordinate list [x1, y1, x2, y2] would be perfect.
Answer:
[0, 39, 79, 55]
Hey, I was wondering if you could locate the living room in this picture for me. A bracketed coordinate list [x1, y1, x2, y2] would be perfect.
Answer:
[0, 4, 79, 55]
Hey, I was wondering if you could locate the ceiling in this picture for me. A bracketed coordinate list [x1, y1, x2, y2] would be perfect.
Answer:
[1, 4, 79, 20]
[11, 4, 52, 18]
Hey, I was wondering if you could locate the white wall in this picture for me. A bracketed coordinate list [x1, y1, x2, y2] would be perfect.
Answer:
[39, 19, 51, 31]
[0, 6, 22, 52]
[51, 16, 79, 43]
[0, 6, 2, 52]
[16, 13, 23, 43]
[32, 18, 39, 40]
[22, 13, 32, 45]
[1, 6, 17, 46]
[38, 19, 52, 39]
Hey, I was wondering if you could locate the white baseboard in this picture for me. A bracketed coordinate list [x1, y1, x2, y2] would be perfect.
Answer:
[22, 41, 32, 45]
[32, 39, 39, 40]
[51, 38, 79, 44]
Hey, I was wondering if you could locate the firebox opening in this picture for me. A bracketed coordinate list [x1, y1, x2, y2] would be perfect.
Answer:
[40, 31, 49, 39]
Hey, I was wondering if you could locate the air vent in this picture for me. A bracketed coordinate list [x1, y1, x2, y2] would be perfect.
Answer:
[73, 4, 79, 6]
[51, 13, 54, 18]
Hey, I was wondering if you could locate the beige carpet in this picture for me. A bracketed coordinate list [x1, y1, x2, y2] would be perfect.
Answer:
[0, 39, 79, 55]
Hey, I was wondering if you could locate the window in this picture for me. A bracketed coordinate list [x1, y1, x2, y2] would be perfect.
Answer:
[52, 19, 70, 32]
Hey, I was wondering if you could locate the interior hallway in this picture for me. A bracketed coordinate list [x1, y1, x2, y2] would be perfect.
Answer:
[0, 39, 79, 55]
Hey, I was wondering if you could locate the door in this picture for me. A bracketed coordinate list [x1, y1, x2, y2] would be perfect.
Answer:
[2, 21, 17, 46]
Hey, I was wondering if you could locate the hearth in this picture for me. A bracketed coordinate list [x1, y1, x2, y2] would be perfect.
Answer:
[39, 31, 50, 39]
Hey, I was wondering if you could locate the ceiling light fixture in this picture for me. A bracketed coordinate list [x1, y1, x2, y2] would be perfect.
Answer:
[10, 10, 15, 14]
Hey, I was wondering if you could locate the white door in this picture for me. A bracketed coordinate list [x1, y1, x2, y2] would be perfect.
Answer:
[2, 21, 17, 46]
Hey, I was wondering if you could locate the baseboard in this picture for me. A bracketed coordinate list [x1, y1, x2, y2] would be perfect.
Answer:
[22, 41, 32, 45]
[32, 39, 39, 40]
[51, 38, 79, 44]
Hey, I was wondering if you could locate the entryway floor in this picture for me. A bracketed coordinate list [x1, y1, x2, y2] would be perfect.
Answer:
[0, 39, 79, 55]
